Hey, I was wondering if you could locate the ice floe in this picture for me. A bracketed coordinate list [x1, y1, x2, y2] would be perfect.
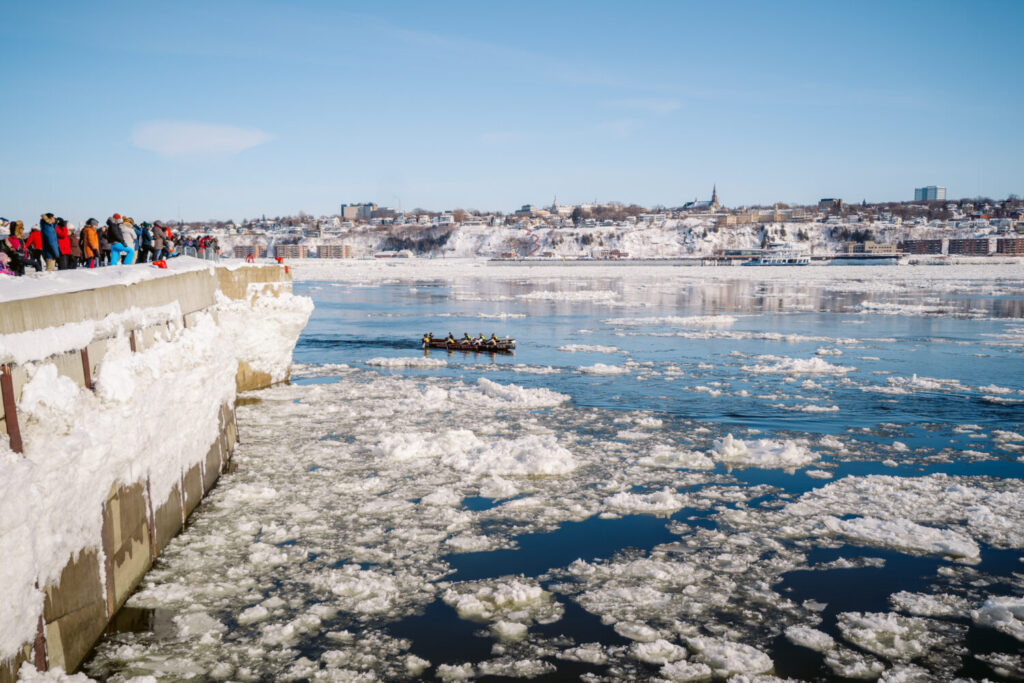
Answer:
[711, 434, 820, 469]
[743, 355, 854, 375]
[366, 356, 447, 368]
[971, 596, 1024, 642]
[579, 363, 630, 375]
[558, 344, 621, 353]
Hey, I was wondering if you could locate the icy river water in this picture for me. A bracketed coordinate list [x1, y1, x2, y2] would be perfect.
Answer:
[86, 268, 1024, 682]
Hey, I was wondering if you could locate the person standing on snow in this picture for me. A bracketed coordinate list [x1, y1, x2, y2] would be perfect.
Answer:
[98, 223, 110, 266]
[121, 217, 138, 263]
[24, 224, 43, 271]
[137, 221, 155, 263]
[40, 213, 60, 270]
[67, 223, 81, 269]
[54, 217, 71, 270]
[107, 214, 134, 265]
[151, 221, 164, 260]
[81, 219, 100, 268]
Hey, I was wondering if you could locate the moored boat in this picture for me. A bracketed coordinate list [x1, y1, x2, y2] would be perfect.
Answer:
[742, 243, 811, 266]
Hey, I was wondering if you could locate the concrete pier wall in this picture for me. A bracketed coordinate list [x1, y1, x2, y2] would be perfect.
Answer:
[0, 264, 296, 682]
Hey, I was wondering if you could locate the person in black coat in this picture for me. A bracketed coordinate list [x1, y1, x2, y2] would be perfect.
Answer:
[137, 222, 155, 263]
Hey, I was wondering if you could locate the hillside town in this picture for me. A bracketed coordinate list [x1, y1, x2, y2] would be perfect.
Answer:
[158, 188, 1024, 262]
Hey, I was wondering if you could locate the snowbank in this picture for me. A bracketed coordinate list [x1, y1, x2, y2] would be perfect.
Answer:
[0, 256, 216, 304]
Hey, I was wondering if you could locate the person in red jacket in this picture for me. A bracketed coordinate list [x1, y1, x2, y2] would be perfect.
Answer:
[24, 225, 43, 272]
[55, 218, 71, 270]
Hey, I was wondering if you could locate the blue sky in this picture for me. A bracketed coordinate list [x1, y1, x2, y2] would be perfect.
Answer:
[2, 0, 1022, 221]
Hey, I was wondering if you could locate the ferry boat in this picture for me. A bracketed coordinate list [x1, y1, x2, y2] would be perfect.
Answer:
[422, 333, 515, 353]
[742, 243, 811, 266]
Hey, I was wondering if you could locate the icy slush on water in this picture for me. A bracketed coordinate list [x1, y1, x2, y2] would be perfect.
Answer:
[86, 268, 1024, 681]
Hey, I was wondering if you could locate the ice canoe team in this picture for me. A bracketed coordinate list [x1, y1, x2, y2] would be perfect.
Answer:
[422, 332, 516, 353]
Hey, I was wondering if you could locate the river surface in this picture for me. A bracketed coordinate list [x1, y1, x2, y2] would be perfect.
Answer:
[86, 270, 1024, 681]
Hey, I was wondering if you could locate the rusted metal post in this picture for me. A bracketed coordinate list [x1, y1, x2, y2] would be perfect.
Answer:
[81, 348, 92, 390]
[33, 613, 46, 670]
[129, 330, 137, 353]
[1, 364, 23, 453]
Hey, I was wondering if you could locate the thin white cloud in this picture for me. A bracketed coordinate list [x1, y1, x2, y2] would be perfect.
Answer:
[131, 120, 272, 157]
[606, 98, 681, 114]
[479, 130, 530, 145]
[593, 119, 642, 137]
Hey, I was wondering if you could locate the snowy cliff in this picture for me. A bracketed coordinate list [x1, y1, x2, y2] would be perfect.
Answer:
[222, 218, 1017, 259]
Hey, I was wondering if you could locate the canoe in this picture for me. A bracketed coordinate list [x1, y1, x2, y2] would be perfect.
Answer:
[423, 338, 515, 353]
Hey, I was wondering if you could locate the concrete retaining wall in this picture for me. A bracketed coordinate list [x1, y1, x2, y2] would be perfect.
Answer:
[0, 264, 291, 681]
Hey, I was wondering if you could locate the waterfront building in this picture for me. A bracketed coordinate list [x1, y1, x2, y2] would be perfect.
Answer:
[841, 241, 897, 254]
[914, 186, 947, 201]
[233, 244, 266, 259]
[900, 239, 945, 255]
[274, 244, 309, 258]
[319, 244, 353, 258]
[947, 238, 994, 256]
[996, 237, 1024, 255]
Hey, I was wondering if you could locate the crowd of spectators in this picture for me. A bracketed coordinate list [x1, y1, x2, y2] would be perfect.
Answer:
[0, 214, 219, 277]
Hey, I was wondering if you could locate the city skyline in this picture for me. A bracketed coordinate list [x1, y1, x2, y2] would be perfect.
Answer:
[2, 0, 1022, 220]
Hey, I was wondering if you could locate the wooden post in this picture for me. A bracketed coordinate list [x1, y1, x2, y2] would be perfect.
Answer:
[1, 364, 22, 454]
[129, 330, 137, 353]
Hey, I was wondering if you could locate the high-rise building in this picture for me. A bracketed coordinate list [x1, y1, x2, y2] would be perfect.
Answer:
[340, 203, 377, 220]
[914, 186, 946, 201]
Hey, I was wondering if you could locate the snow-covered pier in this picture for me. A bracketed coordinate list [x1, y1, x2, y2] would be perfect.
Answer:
[0, 260, 312, 681]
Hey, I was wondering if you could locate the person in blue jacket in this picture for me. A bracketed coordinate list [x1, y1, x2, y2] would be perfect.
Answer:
[106, 215, 134, 266]
[137, 221, 154, 263]
[40, 213, 60, 271]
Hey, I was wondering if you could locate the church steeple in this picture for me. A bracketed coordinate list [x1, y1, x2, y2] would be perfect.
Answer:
[711, 184, 719, 208]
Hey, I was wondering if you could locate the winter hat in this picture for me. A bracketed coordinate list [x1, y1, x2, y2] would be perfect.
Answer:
[67, 222, 76, 231]
[113, 213, 121, 221]
[141, 221, 152, 228]
[86, 218, 98, 226]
